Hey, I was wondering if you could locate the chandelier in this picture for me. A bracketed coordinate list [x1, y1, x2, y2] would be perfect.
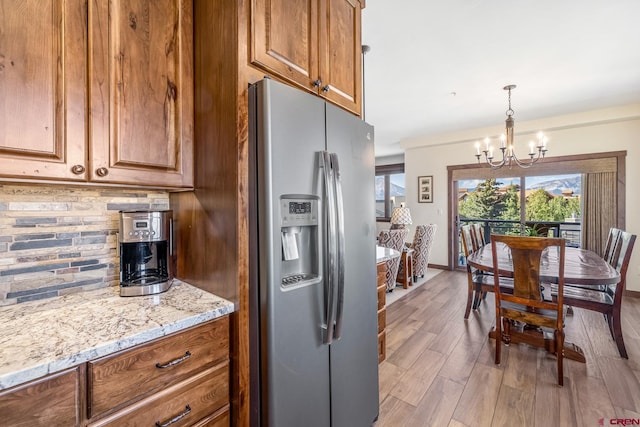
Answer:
[475, 85, 548, 169]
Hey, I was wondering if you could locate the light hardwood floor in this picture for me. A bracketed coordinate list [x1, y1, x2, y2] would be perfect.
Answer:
[375, 270, 640, 427]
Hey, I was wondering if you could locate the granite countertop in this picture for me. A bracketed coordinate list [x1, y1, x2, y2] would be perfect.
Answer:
[0, 280, 234, 391]
[376, 245, 401, 263]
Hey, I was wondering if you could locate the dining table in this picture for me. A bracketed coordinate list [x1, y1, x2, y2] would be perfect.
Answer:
[467, 243, 620, 363]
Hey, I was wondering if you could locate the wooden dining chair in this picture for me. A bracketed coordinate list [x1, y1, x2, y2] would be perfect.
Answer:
[461, 225, 508, 319]
[553, 231, 636, 358]
[491, 234, 566, 386]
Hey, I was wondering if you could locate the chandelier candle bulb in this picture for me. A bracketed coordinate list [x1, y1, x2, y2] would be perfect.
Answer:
[529, 141, 535, 154]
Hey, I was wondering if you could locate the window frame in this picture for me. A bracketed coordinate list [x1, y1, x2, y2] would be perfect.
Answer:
[375, 163, 405, 222]
[448, 151, 626, 269]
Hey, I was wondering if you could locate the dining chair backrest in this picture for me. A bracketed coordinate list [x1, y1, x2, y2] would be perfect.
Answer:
[410, 224, 437, 280]
[471, 223, 485, 250]
[460, 225, 475, 258]
[611, 231, 636, 286]
[378, 229, 409, 291]
[605, 231, 637, 327]
[603, 227, 622, 265]
[491, 234, 566, 303]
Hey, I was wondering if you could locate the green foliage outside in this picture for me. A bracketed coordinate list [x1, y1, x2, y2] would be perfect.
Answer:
[459, 179, 581, 234]
[458, 178, 505, 220]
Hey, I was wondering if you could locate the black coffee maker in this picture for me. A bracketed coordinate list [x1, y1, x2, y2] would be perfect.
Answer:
[118, 210, 174, 296]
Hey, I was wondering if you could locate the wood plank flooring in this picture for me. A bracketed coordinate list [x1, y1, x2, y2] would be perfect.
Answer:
[374, 270, 640, 427]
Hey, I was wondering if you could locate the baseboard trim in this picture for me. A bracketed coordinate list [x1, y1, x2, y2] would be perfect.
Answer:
[625, 289, 640, 298]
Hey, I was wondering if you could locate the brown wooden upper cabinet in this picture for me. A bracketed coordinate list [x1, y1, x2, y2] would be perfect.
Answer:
[251, 0, 363, 115]
[0, 0, 193, 189]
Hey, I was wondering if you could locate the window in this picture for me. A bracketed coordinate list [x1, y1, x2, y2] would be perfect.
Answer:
[458, 173, 581, 239]
[375, 163, 405, 221]
[449, 151, 625, 269]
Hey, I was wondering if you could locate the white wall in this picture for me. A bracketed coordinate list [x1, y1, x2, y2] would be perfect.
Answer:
[398, 104, 640, 291]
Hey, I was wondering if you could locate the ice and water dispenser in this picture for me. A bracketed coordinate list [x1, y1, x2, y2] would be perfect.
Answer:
[279, 195, 320, 288]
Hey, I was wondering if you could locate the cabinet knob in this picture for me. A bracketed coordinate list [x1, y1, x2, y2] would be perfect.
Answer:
[321, 85, 330, 93]
[313, 79, 322, 88]
[95, 167, 109, 177]
[71, 164, 85, 175]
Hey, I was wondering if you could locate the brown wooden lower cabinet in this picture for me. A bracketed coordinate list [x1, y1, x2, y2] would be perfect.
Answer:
[0, 366, 83, 427]
[377, 262, 387, 363]
[0, 316, 230, 426]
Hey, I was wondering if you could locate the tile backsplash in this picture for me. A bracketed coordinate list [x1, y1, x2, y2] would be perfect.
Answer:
[0, 184, 170, 305]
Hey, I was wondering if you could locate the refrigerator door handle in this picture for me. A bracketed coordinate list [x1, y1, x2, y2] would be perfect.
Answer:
[320, 151, 337, 345]
[330, 152, 346, 340]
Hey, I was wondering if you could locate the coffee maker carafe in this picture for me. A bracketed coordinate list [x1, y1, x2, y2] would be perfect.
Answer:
[119, 210, 174, 296]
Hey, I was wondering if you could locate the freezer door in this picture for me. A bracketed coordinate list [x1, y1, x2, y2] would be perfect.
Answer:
[253, 79, 331, 427]
[326, 103, 379, 426]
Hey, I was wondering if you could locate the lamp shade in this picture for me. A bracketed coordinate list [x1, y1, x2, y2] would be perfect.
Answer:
[390, 204, 412, 228]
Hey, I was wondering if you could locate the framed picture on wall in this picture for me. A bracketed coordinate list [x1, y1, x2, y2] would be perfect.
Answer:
[418, 176, 433, 203]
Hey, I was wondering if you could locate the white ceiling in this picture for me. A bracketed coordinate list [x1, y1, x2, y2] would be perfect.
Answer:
[361, 1, 640, 157]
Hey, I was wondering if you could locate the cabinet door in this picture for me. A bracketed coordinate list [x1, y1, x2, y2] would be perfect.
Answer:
[318, 0, 362, 115]
[89, 0, 194, 188]
[0, 0, 87, 181]
[0, 367, 82, 427]
[251, 0, 319, 92]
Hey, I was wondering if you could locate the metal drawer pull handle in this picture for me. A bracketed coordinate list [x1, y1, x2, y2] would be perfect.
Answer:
[155, 351, 191, 369]
[155, 405, 191, 427]
[95, 167, 109, 177]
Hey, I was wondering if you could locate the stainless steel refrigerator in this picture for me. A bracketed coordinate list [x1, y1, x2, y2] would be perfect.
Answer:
[249, 78, 379, 427]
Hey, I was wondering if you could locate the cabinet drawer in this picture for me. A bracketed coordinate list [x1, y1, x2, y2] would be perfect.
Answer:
[377, 308, 386, 333]
[378, 331, 386, 363]
[377, 285, 386, 310]
[376, 262, 386, 286]
[192, 405, 230, 427]
[88, 363, 229, 427]
[88, 317, 229, 418]
[0, 366, 82, 427]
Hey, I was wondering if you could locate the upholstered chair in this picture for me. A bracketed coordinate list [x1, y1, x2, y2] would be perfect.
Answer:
[377, 229, 409, 292]
[407, 224, 437, 282]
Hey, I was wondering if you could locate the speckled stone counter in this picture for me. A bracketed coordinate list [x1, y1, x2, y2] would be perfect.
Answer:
[0, 280, 234, 391]
[376, 245, 401, 263]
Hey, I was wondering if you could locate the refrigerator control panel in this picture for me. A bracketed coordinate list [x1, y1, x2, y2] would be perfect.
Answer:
[280, 197, 318, 227]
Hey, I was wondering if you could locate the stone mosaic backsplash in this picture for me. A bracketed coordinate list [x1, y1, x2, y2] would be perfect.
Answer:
[0, 184, 170, 305]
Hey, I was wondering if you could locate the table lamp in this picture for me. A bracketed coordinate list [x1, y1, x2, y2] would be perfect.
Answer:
[390, 203, 412, 230]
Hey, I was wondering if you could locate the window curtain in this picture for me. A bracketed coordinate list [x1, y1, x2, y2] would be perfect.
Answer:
[581, 172, 617, 255]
